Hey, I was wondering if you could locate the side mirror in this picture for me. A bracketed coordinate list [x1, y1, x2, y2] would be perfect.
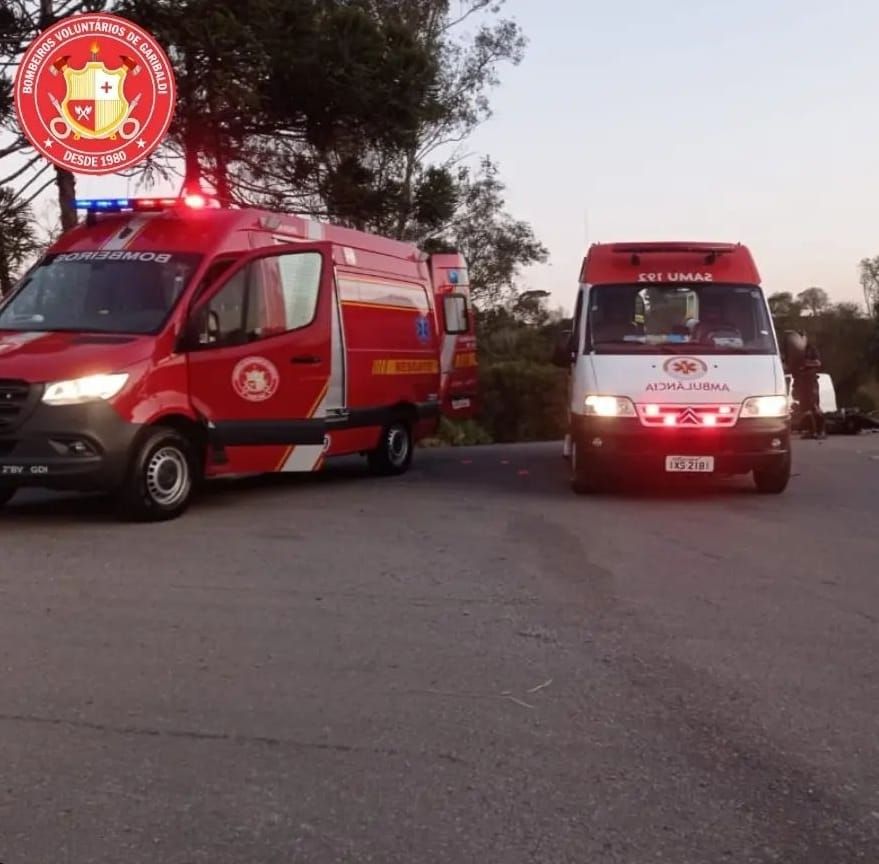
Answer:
[552, 329, 574, 367]
[178, 308, 219, 352]
[207, 310, 220, 342]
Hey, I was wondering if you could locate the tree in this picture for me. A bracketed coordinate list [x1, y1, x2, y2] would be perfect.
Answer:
[471, 293, 567, 443]
[859, 256, 879, 317]
[769, 296, 875, 407]
[116, 0, 442, 211]
[118, 0, 544, 310]
[768, 291, 803, 320]
[352, 0, 526, 241]
[0, 186, 41, 295]
[210, 0, 528, 247]
[797, 286, 830, 317]
[860, 256, 879, 381]
[424, 157, 548, 309]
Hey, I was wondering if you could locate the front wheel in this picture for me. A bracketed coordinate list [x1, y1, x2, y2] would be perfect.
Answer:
[570, 439, 599, 494]
[0, 487, 16, 509]
[753, 454, 791, 494]
[117, 427, 198, 521]
[368, 419, 413, 476]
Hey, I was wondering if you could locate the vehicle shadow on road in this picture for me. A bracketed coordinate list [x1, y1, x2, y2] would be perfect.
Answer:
[414, 441, 761, 504]
[0, 459, 376, 524]
[0, 444, 770, 525]
[0, 492, 116, 524]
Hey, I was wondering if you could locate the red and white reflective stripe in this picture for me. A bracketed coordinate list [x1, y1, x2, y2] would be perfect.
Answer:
[278, 380, 330, 473]
[97, 213, 154, 251]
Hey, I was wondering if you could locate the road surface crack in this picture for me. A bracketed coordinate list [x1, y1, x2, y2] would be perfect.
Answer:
[0, 711, 467, 765]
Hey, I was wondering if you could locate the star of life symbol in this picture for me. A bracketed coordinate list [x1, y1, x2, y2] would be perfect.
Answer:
[673, 360, 699, 376]
[663, 356, 708, 381]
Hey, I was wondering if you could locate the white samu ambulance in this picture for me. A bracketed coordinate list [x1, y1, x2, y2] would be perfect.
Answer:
[555, 242, 791, 494]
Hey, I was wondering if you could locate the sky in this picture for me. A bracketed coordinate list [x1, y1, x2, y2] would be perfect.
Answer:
[7, 0, 879, 312]
[461, 0, 879, 311]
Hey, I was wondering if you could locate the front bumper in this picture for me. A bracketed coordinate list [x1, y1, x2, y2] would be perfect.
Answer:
[571, 415, 791, 476]
[0, 397, 140, 492]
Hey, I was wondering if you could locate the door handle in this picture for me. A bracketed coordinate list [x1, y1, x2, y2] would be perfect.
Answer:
[290, 354, 322, 365]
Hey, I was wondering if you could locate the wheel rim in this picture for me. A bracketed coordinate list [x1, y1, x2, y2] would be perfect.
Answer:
[387, 425, 410, 467]
[145, 446, 190, 508]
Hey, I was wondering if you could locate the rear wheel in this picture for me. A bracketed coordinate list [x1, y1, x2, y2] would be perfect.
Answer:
[117, 426, 198, 521]
[368, 419, 413, 476]
[753, 454, 791, 494]
[0, 487, 16, 509]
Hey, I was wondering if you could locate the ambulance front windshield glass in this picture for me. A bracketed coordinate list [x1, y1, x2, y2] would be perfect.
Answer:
[0, 253, 202, 335]
[587, 283, 776, 355]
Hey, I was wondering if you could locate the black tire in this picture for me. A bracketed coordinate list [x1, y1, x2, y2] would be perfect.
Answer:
[753, 454, 791, 494]
[117, 426, 198, 522]
[570, 438, 598, 494]
[0, 487, 16, 509]
[368, 419, 413, 476]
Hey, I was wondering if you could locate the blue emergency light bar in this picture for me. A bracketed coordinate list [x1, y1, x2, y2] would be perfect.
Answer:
[74, 194, 221, 213]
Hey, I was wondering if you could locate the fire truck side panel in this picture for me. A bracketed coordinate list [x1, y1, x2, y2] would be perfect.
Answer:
[336, 261, 441, 445]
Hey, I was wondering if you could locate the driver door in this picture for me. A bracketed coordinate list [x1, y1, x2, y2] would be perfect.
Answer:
[186, 244, 333, 476]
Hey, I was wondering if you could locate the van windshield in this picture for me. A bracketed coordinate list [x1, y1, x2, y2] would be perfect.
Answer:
[587, 283, 776, 355]
[0, 252, 202, 335]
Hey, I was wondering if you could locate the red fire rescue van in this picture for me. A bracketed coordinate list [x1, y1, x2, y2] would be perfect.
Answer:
[0, 195, 478, 520]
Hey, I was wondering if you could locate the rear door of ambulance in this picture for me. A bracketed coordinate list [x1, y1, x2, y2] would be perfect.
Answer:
[429, 254, 478, 419]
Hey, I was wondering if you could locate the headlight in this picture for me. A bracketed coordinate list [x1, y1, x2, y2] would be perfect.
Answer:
[584, 395, 637, 417]
[741, 395, 789, 418]
[42, 373, 129, 406]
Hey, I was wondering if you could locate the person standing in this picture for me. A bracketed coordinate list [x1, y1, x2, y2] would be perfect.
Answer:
[792, 333, 825, 439]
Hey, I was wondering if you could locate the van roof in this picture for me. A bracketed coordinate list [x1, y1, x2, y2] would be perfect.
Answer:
[580, 241, 761, 285]
[49, 203, 428, 264]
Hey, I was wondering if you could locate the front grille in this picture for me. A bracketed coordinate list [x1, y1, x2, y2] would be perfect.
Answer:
[0, 380, 30, 432]
[637, 403, 740, 428]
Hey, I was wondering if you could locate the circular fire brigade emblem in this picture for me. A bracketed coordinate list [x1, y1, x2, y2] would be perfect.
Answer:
[13, 13, 176, 176]
[663, 356, 708, 381]
[232, 357, 280, 403]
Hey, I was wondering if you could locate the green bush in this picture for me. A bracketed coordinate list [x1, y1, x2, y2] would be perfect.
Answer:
[420, 417, 494, 447]
[477, 359, 568, 443]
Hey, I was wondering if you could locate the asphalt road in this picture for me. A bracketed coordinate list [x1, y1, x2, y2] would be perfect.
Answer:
[2, 435, 879, 864]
